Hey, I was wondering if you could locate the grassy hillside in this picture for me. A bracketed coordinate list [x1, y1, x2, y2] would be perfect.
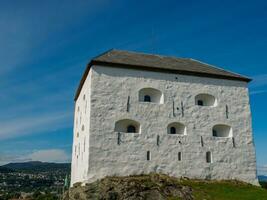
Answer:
[65, 173, 267, 200]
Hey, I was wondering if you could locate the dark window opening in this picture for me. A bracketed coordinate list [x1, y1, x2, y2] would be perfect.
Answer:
[197, 100, 204, 106]
[127, 125, 136, 133]
[170, 127, 176, 134]
[212, 130, 217, 137]
[178, 152, 182, 161]
[144, 95, 151, 102]
[206, 152, 212, 163]
[147, 151, 151, 161]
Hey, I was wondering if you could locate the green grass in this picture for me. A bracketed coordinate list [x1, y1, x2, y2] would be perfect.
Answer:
[181, 179, 267, 200]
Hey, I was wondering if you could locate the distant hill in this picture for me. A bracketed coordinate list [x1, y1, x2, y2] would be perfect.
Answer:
[0, 166, 15, 173]
[1, 161, 71, 173]
[259, 175, 267, 182]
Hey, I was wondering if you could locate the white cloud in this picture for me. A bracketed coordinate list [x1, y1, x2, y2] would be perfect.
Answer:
[249, 74, 267, 96]
[26, 149, 70, 163]
[257, 165, 267, 176]
[0, 154, 28, 166]
[0, 149, 70, 166]
[250, 90, 267, 95]
[0, 111, 72, 140]
[250, 74, 267, 88]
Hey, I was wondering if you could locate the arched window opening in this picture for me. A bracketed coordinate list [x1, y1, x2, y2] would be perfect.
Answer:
[206, 151, 212, 163]
[82, 125, 85, 131]
[144, 95, 151, 102]
[212, 124, 232, 137]
[115, 119, 140, 134]
[127, 125, 136, 133]
[139, 88, 164, 104]
[170, 127, 176, 134]
[195, 94, 217, 107]
[167, 122, 186, 135]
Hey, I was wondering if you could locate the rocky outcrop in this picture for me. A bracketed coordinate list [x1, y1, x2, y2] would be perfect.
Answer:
[64, 173, 194, 200]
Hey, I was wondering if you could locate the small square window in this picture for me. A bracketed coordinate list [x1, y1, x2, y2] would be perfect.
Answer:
[197, 100, 204, 106]
[144, 95, 151, 102]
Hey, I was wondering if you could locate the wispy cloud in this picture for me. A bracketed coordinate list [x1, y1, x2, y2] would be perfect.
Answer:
[257, 165, 267, 176]
[0, 149, 70, 166]
[0, 111, 72, 140]
[26, 149, 70, 163]
[250, 74, 267, 88]
[249, 74, 267, 95]
[0, 56, 80, 139]
[250, 89, 267, 95]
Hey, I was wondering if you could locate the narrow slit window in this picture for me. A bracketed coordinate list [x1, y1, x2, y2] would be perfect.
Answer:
[178, 152, 182, 161]
[206, 151, 212, 163]
[84, 137, 86, 152]
[147, 151, 151, 161]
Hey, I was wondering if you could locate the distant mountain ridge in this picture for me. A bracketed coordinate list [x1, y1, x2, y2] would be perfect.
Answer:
[0, 166, 15, 173]
[258, 175, 267, 182]
[1, 161, 71, 173]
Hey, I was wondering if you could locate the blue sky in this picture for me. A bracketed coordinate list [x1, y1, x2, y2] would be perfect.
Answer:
[0, 0, 266, 174]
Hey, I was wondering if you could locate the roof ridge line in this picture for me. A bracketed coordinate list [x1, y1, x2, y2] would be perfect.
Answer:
[189, 58, 251, 80]
[101, 49, 187, 60]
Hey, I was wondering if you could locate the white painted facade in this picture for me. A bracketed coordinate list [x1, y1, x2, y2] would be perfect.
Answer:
[71, 65, 258, 186]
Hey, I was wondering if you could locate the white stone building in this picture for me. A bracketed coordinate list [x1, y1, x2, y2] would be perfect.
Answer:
[71, 49, 258, 186]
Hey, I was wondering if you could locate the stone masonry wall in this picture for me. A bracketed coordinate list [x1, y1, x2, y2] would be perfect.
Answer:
[71, 65, 258, 186]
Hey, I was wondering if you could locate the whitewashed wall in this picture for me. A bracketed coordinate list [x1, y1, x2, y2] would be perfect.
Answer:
[71, 69, 92, 186]
[71, 65, 258, 186]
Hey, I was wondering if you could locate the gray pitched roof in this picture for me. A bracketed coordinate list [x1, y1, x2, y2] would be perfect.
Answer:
[75, 49, 251, 100]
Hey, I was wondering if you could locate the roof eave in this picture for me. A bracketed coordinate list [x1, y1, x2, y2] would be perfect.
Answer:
[74, 60, 252, 101]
